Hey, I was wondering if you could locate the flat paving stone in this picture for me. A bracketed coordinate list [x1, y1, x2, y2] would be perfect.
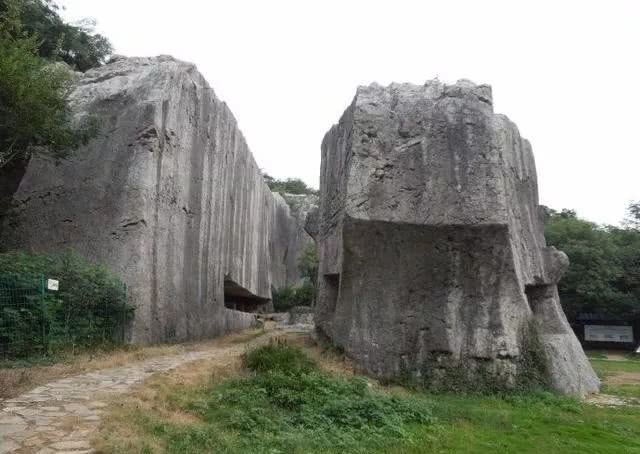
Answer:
[50, 440, 91, 450]
[0, 415, 24, 424]
[0, 440, 20, 454]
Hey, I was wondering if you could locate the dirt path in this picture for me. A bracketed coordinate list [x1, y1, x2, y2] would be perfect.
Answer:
[0, 329, 278, 454]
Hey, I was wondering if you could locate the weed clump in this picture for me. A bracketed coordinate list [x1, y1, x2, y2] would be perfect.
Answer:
[271, 282, 314, 312]
[242, 339, 316, 375]
[171, 341, 435, 452]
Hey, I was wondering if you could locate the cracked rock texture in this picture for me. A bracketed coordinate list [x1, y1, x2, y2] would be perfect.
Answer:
[0, 56, 306, 344]
[316, 80, 599, 396]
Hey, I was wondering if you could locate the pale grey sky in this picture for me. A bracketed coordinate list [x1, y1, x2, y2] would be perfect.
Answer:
[61, 0, 639, 225]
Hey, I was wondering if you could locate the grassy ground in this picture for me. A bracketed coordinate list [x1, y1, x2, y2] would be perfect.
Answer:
[420, 393, 639, 453]
[94, 335, 640, 454]
[590, 353, 640, 400]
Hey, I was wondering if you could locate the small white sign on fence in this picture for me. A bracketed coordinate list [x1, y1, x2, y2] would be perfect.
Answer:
[47, 279, 59, 291]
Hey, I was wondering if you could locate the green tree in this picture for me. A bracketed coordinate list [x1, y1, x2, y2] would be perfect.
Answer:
[609, 227, 640, 313]
[544, 208, 640, 320]
[298, 244, 318, 286]
[0, 0, 112, 71]
[625, 201, 640, 230]
[0, 0, 96, 168]
[262, 172, 318, 195]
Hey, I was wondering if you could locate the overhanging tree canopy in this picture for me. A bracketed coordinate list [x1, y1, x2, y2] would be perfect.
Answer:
[0, 0, 103, 168]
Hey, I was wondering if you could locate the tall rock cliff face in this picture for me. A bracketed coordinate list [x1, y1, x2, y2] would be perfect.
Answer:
[316, 80, 599, 396]
[280, 193, 318, 285]
[270, 193, 318, 288]
[0, 56, 306, 344]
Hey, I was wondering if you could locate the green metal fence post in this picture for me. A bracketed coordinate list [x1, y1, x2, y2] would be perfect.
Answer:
[40, 274, 48, 355]
[121, 283, 127, 343]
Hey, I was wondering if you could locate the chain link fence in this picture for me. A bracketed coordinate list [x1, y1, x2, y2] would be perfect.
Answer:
[0, 273, 129, 361]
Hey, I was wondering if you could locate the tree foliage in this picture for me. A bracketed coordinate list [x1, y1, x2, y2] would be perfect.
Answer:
[0, 0, 98, 168]
[0, 0, 112, 71]
[298, 244, 318, 284]
[271, 245, 318, 312]
[263, 173, 318, 195]
[544, 206, 640, 320]
[625, 200, 640, 230]
[272, 283, 314, 312]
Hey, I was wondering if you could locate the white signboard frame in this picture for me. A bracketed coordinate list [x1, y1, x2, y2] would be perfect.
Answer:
[584, 324, 633, 343]
[47, 279, 59, 291]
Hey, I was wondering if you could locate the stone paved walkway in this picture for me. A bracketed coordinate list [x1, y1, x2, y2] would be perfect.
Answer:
[0, 331, 276, 454]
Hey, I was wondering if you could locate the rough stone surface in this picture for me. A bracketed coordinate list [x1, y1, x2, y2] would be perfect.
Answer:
[281, 193, 319, 228]
[315, 79, 599, 396]
[304, 206, 320, 241]
[0, 56, 305, 344]
[270, 193, 316, 288]
[280, 193, 318, 285]
[288, 305, 315, 327]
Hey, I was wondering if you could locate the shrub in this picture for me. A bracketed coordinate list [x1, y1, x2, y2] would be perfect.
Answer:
[242, 339, 317, 375]
[298, 244, 318, 285]
[219, 372, 432, 431]
[262, 174, 318, 195]
[0, 251, 133, 358]
[194, 343, 434, 452]
[272, 281, 314, 312]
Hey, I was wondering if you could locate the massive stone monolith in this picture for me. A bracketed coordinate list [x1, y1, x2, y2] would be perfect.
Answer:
[0, 56, 307, 344]
[316, 80, 599, 396]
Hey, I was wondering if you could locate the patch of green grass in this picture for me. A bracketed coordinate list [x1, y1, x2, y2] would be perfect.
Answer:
[590, 358, 640, 378]
[589, 356, 640, 401]
[585, 351, 608, 360]
[586, 350, 640, 362]
[116, 343, 433, 453]
[413, 392, 640, 454]
[192, 372, 433, 453]
[101, 344, 640, 454]
[241, 339, 316, 375]
[602, 384, 640, 399]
